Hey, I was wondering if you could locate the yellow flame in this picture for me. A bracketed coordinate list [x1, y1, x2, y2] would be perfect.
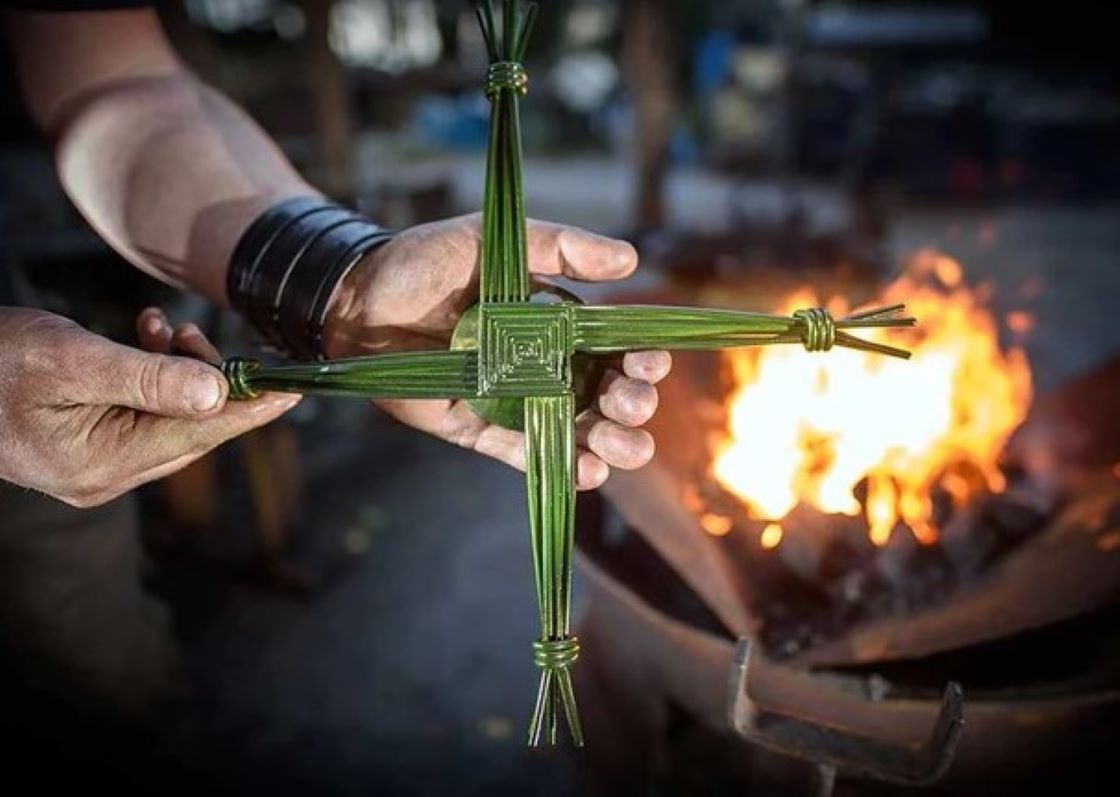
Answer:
[711, 251, 1033, 546]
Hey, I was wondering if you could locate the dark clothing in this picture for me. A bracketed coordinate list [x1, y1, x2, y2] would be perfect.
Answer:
[0, 1, 193, 785]
[0, 484, 181, 717]
[1, 2, 150, 8]
[0, 483, 187, 790]
[1, 0, 177, 745]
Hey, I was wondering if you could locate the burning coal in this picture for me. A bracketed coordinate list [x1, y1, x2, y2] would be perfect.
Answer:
[710, 251, 1033, 547]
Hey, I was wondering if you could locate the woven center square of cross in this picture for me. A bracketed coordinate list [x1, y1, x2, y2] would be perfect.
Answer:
[482, 303, 572, 394]
[218, 0, 916, 749]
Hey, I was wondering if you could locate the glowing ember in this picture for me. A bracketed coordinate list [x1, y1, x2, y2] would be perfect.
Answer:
[711, 250, 1033, 546]
[760, 523, 784, 549]
[1006, 310, 1035, 336]
[700, 512, 733, 536]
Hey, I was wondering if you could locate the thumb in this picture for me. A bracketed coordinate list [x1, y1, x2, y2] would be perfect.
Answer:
[79, 337, 229, 418]
[526, 219, 638, 282]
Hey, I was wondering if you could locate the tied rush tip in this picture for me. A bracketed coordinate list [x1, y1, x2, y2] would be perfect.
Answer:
[221, 357, 262, 400]
[528, 637, 584, 747]
[794, 304, 916, 360]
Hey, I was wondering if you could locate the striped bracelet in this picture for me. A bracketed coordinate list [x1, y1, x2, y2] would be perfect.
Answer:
[227, 196, 393, 360]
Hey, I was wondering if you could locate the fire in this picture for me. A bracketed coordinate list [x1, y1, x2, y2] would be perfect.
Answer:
[760, 523, 784, 549]
[711, 251, 1033, 546]
[700, 512, 733, 536]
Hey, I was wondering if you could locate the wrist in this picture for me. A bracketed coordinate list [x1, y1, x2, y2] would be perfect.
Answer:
[319, 245, 382, 360]
[227, 197, 392, 360]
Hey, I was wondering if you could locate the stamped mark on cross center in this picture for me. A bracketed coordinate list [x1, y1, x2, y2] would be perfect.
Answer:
[479, 303, 574, 396]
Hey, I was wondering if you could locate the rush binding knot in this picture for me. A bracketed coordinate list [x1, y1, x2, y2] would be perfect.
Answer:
[221, 357, 262, 400]
[794, 307, 837, 352]
[486, 61, 529, 99]
[532, 636, 580, 670]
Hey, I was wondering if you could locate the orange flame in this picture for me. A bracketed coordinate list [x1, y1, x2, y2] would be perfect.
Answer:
[711, 251, 1033, 546]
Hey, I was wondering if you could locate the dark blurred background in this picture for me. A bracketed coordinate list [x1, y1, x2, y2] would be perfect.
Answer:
[1, 1, 1118, 795]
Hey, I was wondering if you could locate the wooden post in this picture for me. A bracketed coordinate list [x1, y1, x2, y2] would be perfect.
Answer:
[622, 0, 678, 231]
[303, 0, 355, 198]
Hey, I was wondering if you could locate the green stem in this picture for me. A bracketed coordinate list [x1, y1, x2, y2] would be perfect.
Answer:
[524, 394, 582, 747]
[223, 351, 478, 399]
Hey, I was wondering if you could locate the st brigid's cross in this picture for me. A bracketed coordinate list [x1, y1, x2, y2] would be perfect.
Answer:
[220, 1, 915, 748]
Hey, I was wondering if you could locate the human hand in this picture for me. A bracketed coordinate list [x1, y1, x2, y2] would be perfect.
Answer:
[323, 214, 671, 489]
[0, 307, 299, 507]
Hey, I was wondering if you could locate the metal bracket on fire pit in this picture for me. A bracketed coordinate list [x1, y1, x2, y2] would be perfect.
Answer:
[728, 638, 964, 788]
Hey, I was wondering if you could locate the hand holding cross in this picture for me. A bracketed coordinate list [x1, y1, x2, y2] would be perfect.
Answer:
[220, 0, 915, 748]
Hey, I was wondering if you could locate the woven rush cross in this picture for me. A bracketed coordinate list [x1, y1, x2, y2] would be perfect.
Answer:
[219, 0, 916, 748]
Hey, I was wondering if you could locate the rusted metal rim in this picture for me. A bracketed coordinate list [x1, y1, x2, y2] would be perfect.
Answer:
[728, 638, 963, 786]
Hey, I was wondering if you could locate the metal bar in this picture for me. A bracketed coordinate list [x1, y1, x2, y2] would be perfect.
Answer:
[727, 638, 964, 786]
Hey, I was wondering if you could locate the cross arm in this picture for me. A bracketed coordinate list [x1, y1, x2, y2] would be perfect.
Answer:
[523, 394, 583, 747]
[571, 304, 916, 359]
[220, 350, 479, 400]
[476, 0, 537, 306]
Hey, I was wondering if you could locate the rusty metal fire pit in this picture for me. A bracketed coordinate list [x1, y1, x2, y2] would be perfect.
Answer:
[573, 351, 1120, 794]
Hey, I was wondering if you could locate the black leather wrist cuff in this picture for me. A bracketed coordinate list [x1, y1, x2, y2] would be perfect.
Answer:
[227, 196, 393, 360]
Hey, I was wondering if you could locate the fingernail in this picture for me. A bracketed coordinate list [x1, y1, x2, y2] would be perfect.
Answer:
[144, 315, 162, 335]
[561, 230, 636, 276]
[574, 230, 635, 270]
[188, 374, 223, 412]
[610, 239, 638, 272]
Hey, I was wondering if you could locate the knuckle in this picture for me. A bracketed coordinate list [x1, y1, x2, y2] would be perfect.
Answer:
[444, 420, 482, 450]
[136, 357, 168, 407]
[17, 331, 67, 374]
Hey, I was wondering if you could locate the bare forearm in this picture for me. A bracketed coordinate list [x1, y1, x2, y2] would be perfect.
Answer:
[55, 74, 316, 302]
[6, 9, 317, 304]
